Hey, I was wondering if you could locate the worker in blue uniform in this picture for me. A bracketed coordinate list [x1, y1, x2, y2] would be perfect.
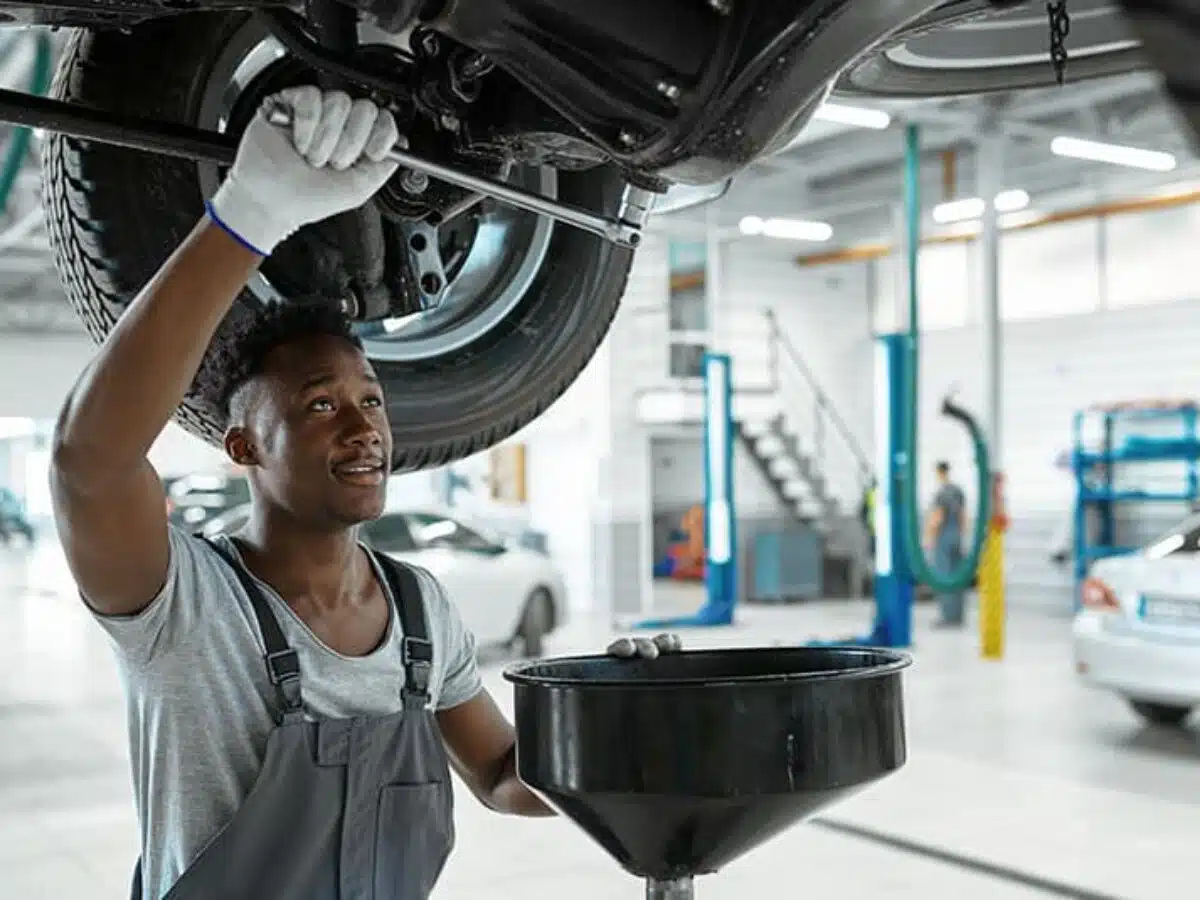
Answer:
[924, 460, 968, 628]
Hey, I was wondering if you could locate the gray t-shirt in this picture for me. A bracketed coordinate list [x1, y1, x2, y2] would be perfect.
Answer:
[933, 482, 966, 543]
[91, 524, 484, 900]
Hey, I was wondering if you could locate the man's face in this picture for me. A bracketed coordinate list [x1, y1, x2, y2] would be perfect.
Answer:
[225, 334, 392, 528]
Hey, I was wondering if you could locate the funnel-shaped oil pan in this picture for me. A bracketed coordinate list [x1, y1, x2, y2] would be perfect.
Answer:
[504, 646, 910, 882]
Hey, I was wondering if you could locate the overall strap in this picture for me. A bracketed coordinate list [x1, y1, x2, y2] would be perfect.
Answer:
[195, 535, 303, 715]
[370, 552, 434, 704]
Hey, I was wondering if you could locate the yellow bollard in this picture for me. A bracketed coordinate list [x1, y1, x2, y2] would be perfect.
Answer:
[979, 473, 1008, 661]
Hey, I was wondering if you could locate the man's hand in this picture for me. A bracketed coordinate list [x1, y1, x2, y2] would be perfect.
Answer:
[207, 85, 401, 256]
[606, 632, 683, 659]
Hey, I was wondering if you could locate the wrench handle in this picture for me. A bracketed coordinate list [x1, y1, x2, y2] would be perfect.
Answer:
[259, 97, 645, 248]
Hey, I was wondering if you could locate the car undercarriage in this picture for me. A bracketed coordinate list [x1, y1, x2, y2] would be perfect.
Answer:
[0, 0, 1194, 470]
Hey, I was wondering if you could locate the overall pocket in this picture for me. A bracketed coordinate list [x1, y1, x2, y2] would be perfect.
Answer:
[374, 782, 455, 899]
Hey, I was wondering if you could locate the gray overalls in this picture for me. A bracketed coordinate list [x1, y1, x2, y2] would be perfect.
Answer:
[130, 539, 456, 900]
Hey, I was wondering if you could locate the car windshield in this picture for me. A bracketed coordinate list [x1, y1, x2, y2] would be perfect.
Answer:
[362, 514, 418, 553]
[1142, 512, 1200, 559]
[405, 513, 498, 552]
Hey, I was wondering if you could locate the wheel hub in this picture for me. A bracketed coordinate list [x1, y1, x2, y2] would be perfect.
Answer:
[194, 17, 556, 362]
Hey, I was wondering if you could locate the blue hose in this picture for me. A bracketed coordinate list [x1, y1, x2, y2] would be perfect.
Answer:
[0, 31, 53, 215]
[896, 123, 992, 593]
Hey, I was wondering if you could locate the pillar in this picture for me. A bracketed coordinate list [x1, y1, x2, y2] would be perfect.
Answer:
[977, 123, 1007, 661]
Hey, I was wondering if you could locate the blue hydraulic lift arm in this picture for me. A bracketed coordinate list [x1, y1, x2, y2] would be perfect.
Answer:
[896, 123, 992, 593]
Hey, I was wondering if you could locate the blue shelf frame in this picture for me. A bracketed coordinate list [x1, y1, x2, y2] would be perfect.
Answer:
[1071, 404, 1200, 607]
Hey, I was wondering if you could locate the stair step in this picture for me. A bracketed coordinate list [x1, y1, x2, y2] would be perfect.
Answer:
[739, 418, 775, 437]
[781, 478, 813, 499]
[752, 435, 786, 455]
[767, 456, 800, 478]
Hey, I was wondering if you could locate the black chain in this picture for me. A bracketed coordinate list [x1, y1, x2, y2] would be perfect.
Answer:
[1047, 0, 1071, 85]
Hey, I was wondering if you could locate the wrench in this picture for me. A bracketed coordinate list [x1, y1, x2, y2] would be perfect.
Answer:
[263, 97, 654, 249]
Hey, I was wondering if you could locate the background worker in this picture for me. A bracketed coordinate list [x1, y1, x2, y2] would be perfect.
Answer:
[924, 460, 968, 628]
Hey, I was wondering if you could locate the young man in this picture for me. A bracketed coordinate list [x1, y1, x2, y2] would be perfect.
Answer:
[923, 460, 968, 628]
[49, 85, 677, 900]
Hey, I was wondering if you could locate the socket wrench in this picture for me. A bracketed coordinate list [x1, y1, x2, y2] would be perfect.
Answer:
[264, 97, 654, 249]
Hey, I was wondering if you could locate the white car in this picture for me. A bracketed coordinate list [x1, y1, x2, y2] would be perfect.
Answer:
[1073, 514, 1200, 727]
[202, 505, 567, 657]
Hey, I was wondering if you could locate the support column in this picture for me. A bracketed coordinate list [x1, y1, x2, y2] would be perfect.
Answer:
[592, 236, 666, 625]
[977, 122, 1007, 661]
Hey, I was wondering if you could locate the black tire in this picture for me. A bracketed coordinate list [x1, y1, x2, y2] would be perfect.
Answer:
[1129, 700, 1192, 728]
[42, 15, 633, 472]
[517, 589, 553, 659]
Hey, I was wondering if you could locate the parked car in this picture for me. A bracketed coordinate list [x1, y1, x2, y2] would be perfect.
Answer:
[1073, 514, 1200, 727]
[203, 505, 566, 657]
[167, 473, 251, 532]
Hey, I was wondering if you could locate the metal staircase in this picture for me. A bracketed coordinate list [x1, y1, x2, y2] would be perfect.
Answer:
[739, 311, 874, 592]
[633, 306, 875, 594]
[735, 415, 838, 524]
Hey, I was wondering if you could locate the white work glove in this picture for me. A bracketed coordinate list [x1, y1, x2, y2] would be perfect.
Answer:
[606, 632, 683, 659]
[206, 85, 402, 256]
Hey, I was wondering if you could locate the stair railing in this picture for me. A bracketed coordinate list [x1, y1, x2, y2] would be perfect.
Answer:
[763, 308, 874, 500]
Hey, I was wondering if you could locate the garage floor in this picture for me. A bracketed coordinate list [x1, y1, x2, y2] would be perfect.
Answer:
[2, 545, 1198, 899]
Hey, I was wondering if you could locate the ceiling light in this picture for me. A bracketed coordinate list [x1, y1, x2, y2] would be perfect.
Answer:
[1051, 136, 1177, 172]
[932, 189, 1030, 224]
[995, 189, 1031, 212]
[932, 197, 985, 224]
[739, 216, 832, 242]
[813, 102, 892, 130]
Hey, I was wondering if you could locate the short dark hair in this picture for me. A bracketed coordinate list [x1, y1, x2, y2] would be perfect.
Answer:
[935, 460, 950, 475]
[204, 301, 364, 421]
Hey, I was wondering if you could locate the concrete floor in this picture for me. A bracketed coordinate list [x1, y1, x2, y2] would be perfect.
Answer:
[2, 545, 1198, 899]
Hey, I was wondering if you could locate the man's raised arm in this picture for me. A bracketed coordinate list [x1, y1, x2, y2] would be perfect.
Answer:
[49, 86, 400, 616]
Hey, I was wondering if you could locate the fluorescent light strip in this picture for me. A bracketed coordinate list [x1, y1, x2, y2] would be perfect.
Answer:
[1051, 136, 1177, 172]
[813, 102, 891, 130]
[932, 189, 1029, 224]
[739, 216, 833, 242]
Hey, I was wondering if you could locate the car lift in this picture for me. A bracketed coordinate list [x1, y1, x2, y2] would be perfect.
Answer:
[636, 351, 737, 630]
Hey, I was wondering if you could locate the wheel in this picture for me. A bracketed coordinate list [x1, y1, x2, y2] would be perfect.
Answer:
[41, 14, 633, 472]
[1129, 700, 1192, 727]
[517, 589, 553, 659]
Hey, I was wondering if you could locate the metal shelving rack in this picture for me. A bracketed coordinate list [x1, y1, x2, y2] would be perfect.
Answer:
[1071, 403, 1200, 606]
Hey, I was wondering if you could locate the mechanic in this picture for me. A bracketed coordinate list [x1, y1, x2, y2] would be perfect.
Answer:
[48, 85, 679, 900]
[923, 460, 968, 629]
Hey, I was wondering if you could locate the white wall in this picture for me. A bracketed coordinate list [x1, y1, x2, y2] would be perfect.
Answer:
[0, 331, 94, 419]
[720, 241, 876, 509]
[0, 332, 233, 476]
[650, 430, 785, 517]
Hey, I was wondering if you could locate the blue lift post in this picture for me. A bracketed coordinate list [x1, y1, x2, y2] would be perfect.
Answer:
[809, 333, 914, 648]
[636, 351, 737, 630]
